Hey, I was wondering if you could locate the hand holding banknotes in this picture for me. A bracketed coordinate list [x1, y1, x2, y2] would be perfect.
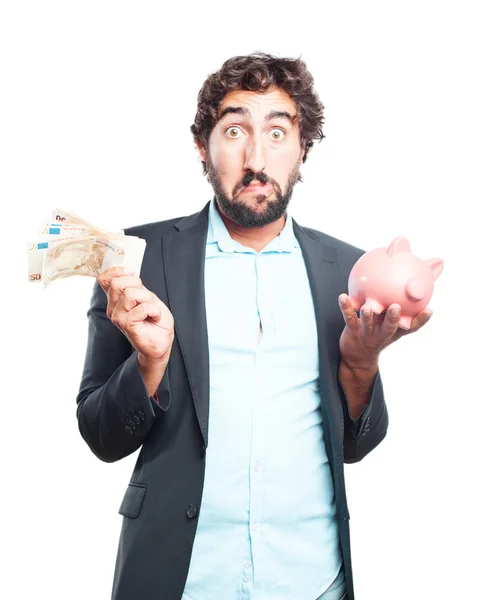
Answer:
[98, 266, 175, 364]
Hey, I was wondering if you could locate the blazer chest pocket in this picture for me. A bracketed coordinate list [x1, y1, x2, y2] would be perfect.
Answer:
[118, 482, 147, 519]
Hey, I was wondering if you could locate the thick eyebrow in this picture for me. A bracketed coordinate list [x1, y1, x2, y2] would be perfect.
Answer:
[218, 105, 297, 125]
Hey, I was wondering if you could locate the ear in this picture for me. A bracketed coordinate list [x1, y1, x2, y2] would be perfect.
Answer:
[387, 235, 411, 257]
[425, 258, 444, 281]
[196, 140, 207, 163]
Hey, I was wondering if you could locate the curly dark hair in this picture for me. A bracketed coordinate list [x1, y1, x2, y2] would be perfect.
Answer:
[190, 51, 325, 176]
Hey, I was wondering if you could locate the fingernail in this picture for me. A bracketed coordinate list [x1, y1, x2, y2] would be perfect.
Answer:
[363, 308, 371, 316]
[339, 295, 347, 305]
[391, 307, 400, 317]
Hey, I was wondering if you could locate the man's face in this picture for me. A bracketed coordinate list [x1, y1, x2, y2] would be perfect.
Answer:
[197, 87, 305, 228]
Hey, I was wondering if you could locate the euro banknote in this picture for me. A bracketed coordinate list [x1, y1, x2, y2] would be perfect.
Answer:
[28, 209, 145, 288]
[51, 208, 124, 238]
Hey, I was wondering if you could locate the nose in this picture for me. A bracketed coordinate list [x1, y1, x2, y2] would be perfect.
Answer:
[243, 135, 266, 174]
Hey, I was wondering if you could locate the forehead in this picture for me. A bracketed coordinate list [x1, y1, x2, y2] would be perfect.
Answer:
[217, 87, 297, 120]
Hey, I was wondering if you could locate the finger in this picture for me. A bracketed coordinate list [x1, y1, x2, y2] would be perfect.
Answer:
[113, 300, 160, 335]
[111, 287, 156, 322]
[125, 301, 163, 328]
[360, 304, 375, 341]
[379, 303, 402, 342]
[98, 267, 136, 294]
[107, 276, 143, 318]
[409, 309, 434, 332]
[338, 294, 361, 335]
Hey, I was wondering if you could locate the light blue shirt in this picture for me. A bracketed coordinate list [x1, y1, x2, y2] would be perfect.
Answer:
[182, 198, 343, 600]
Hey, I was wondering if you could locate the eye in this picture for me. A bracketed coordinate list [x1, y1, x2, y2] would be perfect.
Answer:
[225, 126, 243, 138]
[270, 128, 285, 141]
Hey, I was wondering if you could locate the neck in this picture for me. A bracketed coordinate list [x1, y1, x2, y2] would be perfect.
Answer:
[217, 205, 286, 253]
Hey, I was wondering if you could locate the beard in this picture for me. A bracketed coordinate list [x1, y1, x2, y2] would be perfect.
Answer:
[204, 155, 303, 228]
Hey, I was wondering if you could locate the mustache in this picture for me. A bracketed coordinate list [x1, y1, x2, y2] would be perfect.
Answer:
[242, 171, 269, 187]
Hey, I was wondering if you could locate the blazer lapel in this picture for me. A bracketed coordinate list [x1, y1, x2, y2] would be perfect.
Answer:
[293, 221, 344, 468]
[162, 200, 343, 461]
[162, 202, 211, 448]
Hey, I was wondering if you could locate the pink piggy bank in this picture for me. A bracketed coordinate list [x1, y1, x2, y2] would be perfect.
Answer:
[348, 236, 444, 330]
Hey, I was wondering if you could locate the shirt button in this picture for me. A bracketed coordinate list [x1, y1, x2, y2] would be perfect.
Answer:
[254, 463, 260, 471]
[245, 562, 252, 568]
[252, 523, 257, 531]
[243, 576, 249, 583]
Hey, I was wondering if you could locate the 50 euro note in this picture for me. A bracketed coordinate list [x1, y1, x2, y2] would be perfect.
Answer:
[38, 222, 99, 238]
[28, 225, 108, 282]
[39, 234, 146, 289]
[27, 208, 144, 287]
[51, 208, 124, 238]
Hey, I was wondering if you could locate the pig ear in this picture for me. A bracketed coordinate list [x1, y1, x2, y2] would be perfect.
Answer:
[387, 236, 411, 257]
[425, 258, 444, 281]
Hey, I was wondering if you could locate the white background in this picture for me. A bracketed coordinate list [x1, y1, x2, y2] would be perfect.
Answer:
[2, 1, 478, 598]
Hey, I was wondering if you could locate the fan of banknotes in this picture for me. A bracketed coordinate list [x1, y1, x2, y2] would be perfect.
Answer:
[28, 208, 146, 289]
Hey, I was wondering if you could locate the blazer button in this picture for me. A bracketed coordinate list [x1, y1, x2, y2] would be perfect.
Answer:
[132, 415, 140, 424]
[200, 444, 205, 458]
[125, 426, 133, 434]
[186, 504, 197, 519]
[138, 411, 146, 421]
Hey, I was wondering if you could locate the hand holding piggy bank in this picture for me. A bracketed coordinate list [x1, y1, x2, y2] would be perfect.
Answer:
[348, 236, 444, 330]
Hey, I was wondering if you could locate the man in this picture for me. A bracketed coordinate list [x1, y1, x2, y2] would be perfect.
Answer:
[76, 52, 433, 600]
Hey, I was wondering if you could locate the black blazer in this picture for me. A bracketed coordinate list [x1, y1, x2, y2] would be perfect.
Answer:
[76, 199, 388, 600]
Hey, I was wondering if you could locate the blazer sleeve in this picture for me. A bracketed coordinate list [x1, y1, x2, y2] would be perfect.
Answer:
[338, 362, 389, 463]
[76, 279, 168, 463]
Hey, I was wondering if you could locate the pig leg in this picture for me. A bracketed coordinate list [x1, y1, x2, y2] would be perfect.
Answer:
[349, 295, 363, 312]
[364, 298, 386, 315]
[398, 314, 413, 330]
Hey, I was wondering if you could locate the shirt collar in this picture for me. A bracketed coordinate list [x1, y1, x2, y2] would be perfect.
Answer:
[206, 197, 299, 254]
